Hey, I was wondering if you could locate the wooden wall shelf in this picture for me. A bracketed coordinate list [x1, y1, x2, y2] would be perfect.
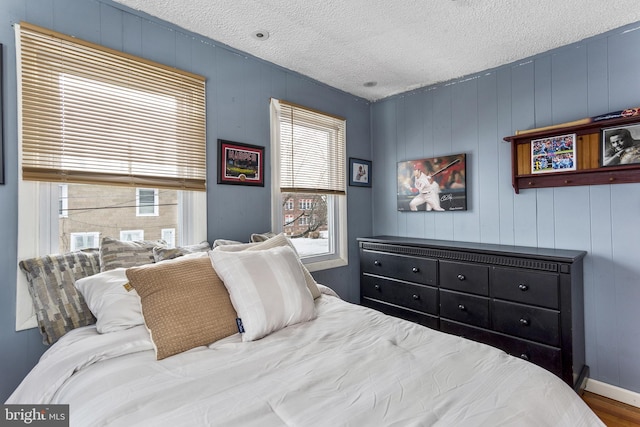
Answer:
[504, 114, 640, 193]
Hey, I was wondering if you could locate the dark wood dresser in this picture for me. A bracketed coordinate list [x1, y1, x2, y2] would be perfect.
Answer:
[358, 236, 588, 392]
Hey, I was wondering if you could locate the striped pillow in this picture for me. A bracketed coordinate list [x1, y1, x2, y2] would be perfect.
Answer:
[210, 245, 316, 341]
[213, 233, 321, 299]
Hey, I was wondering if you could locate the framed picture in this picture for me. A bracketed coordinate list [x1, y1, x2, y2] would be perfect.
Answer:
[217, 139, 264, 186]
[530, 133, 576, 174]
[601, 123, 640, 167]
[397, 153, 467, 212]
[349, 158, 371, 187]
[0, 43, 4, 185]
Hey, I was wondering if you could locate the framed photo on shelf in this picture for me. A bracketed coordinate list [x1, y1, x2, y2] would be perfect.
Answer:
[601, 123, 640, 167]
[530, 133, 576, 174]
[397, 153, 467, 212]
[217, 139, 264, 186]
[349, 158, 371, 187]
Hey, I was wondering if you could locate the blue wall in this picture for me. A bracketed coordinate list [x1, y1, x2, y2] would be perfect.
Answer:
[371, 23, 640, 394]
[0, 0, 372, 401]
[2, 0, 638, 403]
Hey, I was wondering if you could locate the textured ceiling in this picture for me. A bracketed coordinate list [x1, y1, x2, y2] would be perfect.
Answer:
[113, 0, 640, 101]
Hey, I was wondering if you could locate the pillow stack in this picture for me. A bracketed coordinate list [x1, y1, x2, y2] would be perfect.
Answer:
[69, 233, 321, 360]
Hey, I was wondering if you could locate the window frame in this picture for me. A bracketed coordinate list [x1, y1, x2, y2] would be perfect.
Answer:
[58, 184, 68, 218]
[69, 231, 100, 251]
[270, 99, 347, 272]
[136, 188, 159, 217]
[15, 22, 208, 331]
[120, 229, 145, 241]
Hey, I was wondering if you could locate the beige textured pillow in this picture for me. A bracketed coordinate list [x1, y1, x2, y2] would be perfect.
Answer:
[126, 256, 238, 360]
[213, 233, 321, 299]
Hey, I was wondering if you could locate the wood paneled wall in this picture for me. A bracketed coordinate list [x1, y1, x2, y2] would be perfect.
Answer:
[371, 22, 640, 395]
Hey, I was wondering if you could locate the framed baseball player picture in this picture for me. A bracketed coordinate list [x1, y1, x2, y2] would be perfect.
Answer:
[397, 153, 467, 212]
[601, 123, 640, 167]
[349, 158, 371, 187]
[531, 133, 576, 174]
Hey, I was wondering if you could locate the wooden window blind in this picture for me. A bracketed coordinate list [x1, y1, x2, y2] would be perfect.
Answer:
[17, 22, 206, 191]
[274, 99, 346, 195]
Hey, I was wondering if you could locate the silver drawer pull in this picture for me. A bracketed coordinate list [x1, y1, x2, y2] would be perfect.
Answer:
[412, 267, 419, 273]
[519, 318, 530, 326]
[374, 284, 381, 291]
[518, 284, 529, 291]
[374, 260, 381, 266]
[457, 274, 465, 281]
[520, 354, 530, 361]
[458, 304, 466, 311]
[412, 294, 420, 300]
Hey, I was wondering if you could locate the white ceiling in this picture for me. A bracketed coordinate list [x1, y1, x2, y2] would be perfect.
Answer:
[114, 0, 640, 101]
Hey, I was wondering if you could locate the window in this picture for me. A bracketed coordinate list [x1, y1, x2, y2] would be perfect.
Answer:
[15, 22, 207, 331]
[299, 199, 313, 210]
[17, 22, 206, 190]
[162, 228, 176, 248]
[120, 230, 144, 241]
[137, 189, 159, 216]
[284, 214, 294, 226]
[57, 183, 181, 254]
[59, 184, 68, 218]
[70, 232, 100, 251]
[270, 99, 347, 270]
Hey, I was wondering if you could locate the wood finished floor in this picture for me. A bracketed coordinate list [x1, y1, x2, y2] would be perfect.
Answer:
[582, 391, 640, 426]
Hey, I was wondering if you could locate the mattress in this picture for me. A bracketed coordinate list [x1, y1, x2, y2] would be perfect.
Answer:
[7, 289, 604, 426]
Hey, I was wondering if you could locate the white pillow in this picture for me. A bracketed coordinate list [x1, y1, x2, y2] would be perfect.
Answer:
[210, 246, 316, 341]
[74, 268, 144, 333]
[213, 232, 321, 299]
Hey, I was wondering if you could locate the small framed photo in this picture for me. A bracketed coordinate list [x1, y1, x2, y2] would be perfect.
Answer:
[217, 140, 264, 186]
[349, 158, 371, 187]
[601, 123, 640, 167]
[531, 133, 576, 174]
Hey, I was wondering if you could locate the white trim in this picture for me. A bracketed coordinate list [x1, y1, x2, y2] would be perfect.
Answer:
[70, 231, 100, 251]
[269, 99, 348, 270]
[585, 378, 640, 408]
[120, 229, 144, 241]
[161, 228, 176, 248]
[136, 188, 159, 216]
[177, 190, 207, 246]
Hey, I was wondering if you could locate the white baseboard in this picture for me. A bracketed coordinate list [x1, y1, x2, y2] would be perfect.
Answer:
[585, 378, 640, 408]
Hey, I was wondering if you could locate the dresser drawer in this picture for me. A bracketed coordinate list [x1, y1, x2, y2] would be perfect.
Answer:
[362, 298, 439, 330]
[492, 300, 560, 346]
[440, 260, 489, 295]
[492, 267, 559, 309]
[361, 250, 437, 285]
[439, 290, 489, 328]
[361, 275, 438, 315]
[440, 320, 562, 377]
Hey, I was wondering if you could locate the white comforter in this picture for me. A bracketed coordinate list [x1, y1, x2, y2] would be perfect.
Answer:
[8, 290, 603, 427]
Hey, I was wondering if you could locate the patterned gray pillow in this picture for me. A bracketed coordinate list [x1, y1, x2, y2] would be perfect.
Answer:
[99, 237, 166, 272]
[152, 241, 211, 262]
[18, 249, 100, 345]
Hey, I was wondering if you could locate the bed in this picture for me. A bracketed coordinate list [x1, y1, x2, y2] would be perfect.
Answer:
[8, 234, 604, 426]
